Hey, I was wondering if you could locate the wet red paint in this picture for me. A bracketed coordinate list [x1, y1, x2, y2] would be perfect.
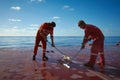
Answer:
[0, 46, 120, 80]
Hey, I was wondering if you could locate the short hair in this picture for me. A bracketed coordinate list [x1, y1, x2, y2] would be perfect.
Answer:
[78, 20, 86, 26]
[51, 21, 56, 27]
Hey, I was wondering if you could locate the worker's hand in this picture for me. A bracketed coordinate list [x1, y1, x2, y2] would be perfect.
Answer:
[46, 39, 48, 42]
[88, 38, 91, 41]
[51, 44, 55, 47]
[80, 43, 85, 49]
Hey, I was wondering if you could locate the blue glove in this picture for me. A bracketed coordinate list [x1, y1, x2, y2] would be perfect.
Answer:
[81, 43, 85, 49]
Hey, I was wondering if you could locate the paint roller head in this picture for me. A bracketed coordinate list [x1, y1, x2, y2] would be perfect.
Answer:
[63, 56, 72, 63]
[63, 63, 70, 68]
[63, 56, 70, 60]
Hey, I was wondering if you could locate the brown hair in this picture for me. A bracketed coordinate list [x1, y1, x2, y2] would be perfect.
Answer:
[78, 20, 86, 26]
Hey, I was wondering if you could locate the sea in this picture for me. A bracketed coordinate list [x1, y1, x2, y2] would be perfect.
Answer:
[0, 36, 120, 48]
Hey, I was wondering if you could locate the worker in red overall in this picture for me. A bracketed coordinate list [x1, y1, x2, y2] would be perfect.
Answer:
[33, 22, 56, 61]
[78, 20, 105, 68]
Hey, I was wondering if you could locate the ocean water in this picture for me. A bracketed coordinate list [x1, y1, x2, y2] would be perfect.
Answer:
[0, 36, 120, 48]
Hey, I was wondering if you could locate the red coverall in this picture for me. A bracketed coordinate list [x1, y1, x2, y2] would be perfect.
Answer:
[34, 23, 54, 57]
[83, 24, 105, 66]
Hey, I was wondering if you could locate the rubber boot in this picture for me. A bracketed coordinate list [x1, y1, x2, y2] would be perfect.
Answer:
[33, 45, 38, 60]
[84, 55, 97, 68]
[33, 55, 36, 60]
[42, 56, 48, 61]
[42, 52, 48, 61]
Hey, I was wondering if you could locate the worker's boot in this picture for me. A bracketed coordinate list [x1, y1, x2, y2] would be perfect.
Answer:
[84, 54, 97, 68]
[42, 56, 48, 61]
[33, 55, 36, 60]
[42, 49, 48, 61]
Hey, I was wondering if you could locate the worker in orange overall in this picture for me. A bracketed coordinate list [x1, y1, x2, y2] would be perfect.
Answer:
[78, 20, 105, 68]
[33, 22, 56, 61]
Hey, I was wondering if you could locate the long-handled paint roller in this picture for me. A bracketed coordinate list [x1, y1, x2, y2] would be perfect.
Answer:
[47, 41, 84, 61]
[47, 40, 89, 62]
[47, 40, 72, 68]
[47, 40, 71, 62]
[47, 40, 93, 67]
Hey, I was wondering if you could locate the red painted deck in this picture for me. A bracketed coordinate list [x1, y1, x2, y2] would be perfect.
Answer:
[0, 46, 120, 80]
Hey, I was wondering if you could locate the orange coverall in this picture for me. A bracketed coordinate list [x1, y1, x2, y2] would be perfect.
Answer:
[34, 23, 54, 57]
[83, 24, 105, 66]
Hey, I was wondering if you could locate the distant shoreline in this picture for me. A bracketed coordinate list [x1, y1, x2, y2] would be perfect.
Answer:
[0, 36, 120, 48]
[0, 36, 120, 37]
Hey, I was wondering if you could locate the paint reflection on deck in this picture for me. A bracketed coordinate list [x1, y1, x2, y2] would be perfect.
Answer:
[0, 46, 120, 80]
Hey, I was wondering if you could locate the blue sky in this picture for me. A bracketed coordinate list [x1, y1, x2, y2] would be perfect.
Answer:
[0, 0, 120, 36]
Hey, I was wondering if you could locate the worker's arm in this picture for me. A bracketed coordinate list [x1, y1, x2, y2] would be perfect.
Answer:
[50, 29, 55, 47]
[81, 30, 90, 49]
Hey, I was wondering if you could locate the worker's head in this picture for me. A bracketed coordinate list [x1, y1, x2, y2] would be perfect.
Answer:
[50, 21, 56, 27]
[78, 20, 86, 29]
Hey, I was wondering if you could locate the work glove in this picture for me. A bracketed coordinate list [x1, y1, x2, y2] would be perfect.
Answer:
[80, 43, 85, 49]
[45, 39, 48, 42]
[88, 38, 92, 41]
[51, 43, 55, 47]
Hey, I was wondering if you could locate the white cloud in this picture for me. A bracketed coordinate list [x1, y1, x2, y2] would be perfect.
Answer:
[30, 24, 39, 27]
[0, 27, 36, 36]
[8, 19, 22, 22]
[63, 5, 74, 11]
[30, 0, 45, 2]
[63, 5, 70, 9]
[13, 26, 18, 29]
[38, 0, 45, 2]
[30, 0, 35, 2]
[52, 16, 60, 19]
[28, 27, 37, 30]
[11, 6, 21, 11]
